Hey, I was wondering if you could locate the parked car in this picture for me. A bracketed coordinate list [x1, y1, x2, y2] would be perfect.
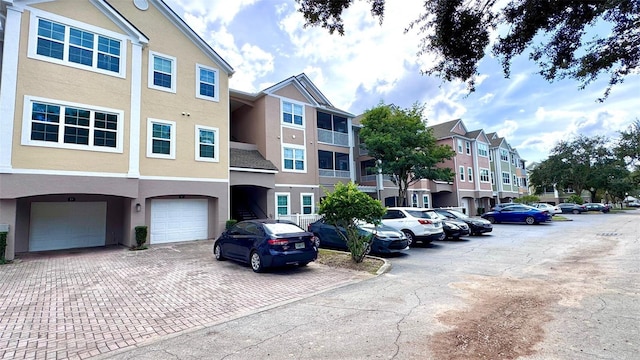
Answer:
[626, 201, 640, 208]
[558, 203, 587, 214]
[481, 204, 552, 225]
[583, 203, 611, 213]
[434, 208, 493, 235]
[381, 207, 445, 246]
[213, 219, 318, 272]
[531, 203, 562, 215]
[433, 212, 471, 239]
[308, 219, 409, 254]
[490, 203, 518, 212]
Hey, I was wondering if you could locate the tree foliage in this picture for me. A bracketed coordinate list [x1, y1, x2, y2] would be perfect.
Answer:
[318, 181, 386, 263]
[296, 0, 639, 98]
[616, 119, 640, 169]
[529, 134, 630, 202]
[513, 195, 540, 204]
[359, 103, 454, 206]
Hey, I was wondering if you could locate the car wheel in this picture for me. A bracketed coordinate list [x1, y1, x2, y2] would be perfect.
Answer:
[402, 230, 415, 247]
[525, 216, 536, 225]
[486, 216, 496, 224]
[250, 251, 264, 273]
[214, 243, 225, 261]
[438, 232, 446, 241]
[572, 209, 580, 214]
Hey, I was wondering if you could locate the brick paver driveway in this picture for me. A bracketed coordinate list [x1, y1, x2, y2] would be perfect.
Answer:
[0, 240, 372, 359]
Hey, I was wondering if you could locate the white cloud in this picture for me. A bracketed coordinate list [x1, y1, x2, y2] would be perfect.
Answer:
[166, 0, 258, 26]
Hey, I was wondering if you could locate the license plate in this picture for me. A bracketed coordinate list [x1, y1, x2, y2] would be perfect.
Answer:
[295, 242, 305, 249]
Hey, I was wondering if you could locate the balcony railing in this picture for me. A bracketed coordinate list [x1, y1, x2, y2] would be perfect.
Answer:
[318, 129, 349, 146]
[277, 213, 323, 230]
[319, 169, 351, 178]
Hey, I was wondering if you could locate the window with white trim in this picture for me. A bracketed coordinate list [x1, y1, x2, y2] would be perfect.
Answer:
[149, 51, 176, 92]
[468, 167, 473, 182]
[283, 146, 305, 172]
[500, 149, 509, 162]
[478, 143, 488, 157]
[480, 168, 490, 182]
[29, 13, 125, 77]
[301, 193, 314, 214]
[459, 166, 465, 181]
[491, 171, 495, 184]
[457, 139, 463, 153]
[147, 118, 176, 159]
[513, 174, 517, 186]
[422, 195, 430, 208]
[195, 125, 219, 162]
[282, 101, 304, 126]
[276, 193, 290, 216]
[465, 141, 471, 155]
[196, 64, 219, 101]
[22, 96, 122, 153]
[502, 172, 511, 184]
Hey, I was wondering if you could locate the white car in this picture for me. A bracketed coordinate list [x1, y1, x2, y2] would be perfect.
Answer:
[381, 207, 445, 246]
[532, 203, 561, 214]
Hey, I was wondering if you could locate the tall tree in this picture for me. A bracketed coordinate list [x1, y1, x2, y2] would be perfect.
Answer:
[616, 119, 640, 168]
[296, 0, 639, 99]
[529, 135, 628, 201]
[359, 103, 454, 206]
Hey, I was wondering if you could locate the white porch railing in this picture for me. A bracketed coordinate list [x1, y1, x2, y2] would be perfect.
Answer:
[277, 214, 323, 230]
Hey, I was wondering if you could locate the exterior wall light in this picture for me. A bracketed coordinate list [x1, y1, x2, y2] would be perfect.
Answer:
[135, 203, 142, 212]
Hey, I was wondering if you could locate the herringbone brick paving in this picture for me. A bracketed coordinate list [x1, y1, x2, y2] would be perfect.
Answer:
[0, 240, 370, 359]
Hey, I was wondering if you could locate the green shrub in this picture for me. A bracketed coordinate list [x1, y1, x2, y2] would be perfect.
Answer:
[225, 219, 238, 230]
[566, 194, 584, 204]
[477, 207, 485, 215]
[0, 232, 7, 264]
[134, 226, 148, 250]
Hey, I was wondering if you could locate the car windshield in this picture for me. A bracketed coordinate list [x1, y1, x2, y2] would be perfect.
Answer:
[263, 223, 305, 235]
[358, 223, 395, 233]
[406, 210, 437, 219]
[446, 209, 468, 218]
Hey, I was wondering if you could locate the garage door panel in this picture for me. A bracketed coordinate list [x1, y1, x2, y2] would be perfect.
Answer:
[30, 202, 106, 251]
[151, 199, 208, 244]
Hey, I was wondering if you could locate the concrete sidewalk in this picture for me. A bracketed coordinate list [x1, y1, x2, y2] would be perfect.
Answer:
[0, 240, 373, 359]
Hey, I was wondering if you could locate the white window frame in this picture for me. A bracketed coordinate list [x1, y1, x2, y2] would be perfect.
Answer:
[281, 100, 305, 127]
[513, 174, 517, 186]
[422, 195, 430, 208]
[282, 144, 306, 173]
[195, 63, 219, 102]
[21, 95, 124, 153]
[459, 166, 465, 181]
[146, 118, 176, 159]
[478, 143, 488, 157]
[465, 141, 471, 155]
[301, 193, 314, 215]
[479, 168, 490, 182]
[195, 125, 219, 162]
[457, 139, 463, 153]
[491, 171, 495, 184]
[502, 172, 511, 185]
[148, 51, 177, 93]
[500, 149, 509, 162]
[467, 167, 473, 182]
[275, 193, 291, 216]
[27, 9, 127, 78]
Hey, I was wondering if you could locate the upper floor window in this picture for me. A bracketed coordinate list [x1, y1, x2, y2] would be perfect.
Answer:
[465, 141, 471, 155]
[147, 118, 176, 159]
[317, 111, 349, 146]
[479, 169, 490, 182]
[502, 172, 511, 184]
[491, 171, 495, 184]
[500, 149, 509, 162]
[468, 167, 473, 182]
[195, 125, 219, 162]
[319, 150, 350, 178]
[283, 146, 305, 172]
[459, 166, 465, 181]
[512, 156, 517, 165]
[29, 13, 125, 77]
[22, 96, 122, 153]
[478, 143, 488, 157]
[457, 139, 463, 153]
[196, 64, 219, 101]
[282, 101, 303, 126]
[149, 51, 176, 93]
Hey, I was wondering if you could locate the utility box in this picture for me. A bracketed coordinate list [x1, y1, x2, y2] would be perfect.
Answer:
[0, 224, 9, 232]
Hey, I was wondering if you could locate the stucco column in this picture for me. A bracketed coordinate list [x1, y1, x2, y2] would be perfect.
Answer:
[0, 199, 17, 261]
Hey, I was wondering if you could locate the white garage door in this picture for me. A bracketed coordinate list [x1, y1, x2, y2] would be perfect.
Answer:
[150, 199, 208, 244]
[30, 202, 107, 251]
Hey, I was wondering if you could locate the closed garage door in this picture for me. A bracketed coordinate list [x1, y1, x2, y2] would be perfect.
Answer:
[30, 202, 107, 251]
[150, 199, 208, 244]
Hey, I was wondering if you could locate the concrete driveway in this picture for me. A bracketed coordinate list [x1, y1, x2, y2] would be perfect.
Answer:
[0, 240, 372, 359]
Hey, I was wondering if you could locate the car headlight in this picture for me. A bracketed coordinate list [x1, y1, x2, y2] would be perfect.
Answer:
[448, 223, 460, 230]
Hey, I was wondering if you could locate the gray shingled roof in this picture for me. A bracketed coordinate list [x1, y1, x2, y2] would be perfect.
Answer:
[428, 119, 460, 139]
[230, 148, 278, 171]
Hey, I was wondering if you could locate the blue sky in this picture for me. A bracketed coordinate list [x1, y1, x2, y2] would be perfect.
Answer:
[165, 0, 640, 164]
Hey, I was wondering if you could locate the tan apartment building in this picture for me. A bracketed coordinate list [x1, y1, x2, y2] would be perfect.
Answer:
[0, 0, 234, 260]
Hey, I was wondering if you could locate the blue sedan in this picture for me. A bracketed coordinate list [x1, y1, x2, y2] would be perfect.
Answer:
[481, 204, 552, 225]
[214, 219, 318, 272]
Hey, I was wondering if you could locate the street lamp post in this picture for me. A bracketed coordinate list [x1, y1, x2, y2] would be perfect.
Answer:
[376, 159, 383, 202]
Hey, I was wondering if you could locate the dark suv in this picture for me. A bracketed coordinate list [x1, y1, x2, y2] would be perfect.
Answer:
[558, 203, 587, 214]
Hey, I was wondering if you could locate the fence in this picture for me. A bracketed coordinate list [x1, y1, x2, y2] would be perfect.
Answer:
[277, 214, 323, 230]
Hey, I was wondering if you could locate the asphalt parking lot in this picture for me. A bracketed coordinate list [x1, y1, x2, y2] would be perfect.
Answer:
[0, 241, 372, 359]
